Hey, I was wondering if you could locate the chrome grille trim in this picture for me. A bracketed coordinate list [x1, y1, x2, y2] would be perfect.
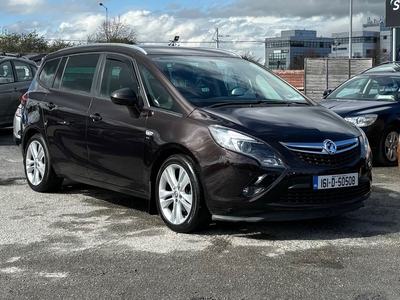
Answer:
[281, 138, 359, 155]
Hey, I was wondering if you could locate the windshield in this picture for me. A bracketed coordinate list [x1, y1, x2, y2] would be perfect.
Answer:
[151, 56, 308, 107]
[327, 75, 400, 102]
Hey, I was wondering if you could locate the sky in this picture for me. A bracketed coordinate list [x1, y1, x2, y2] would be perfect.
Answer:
[0, 0, 386, 61]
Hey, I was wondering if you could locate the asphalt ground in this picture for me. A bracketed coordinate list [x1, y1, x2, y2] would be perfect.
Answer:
[0, 127, 399, 300]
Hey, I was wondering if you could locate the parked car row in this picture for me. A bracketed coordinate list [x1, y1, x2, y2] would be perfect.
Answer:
[320, 61, 400, 166]
[0, 52, 38, 128]
[14, 44, 372, 233]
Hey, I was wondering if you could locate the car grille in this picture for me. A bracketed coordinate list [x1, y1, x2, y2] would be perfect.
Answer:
[276, 181, 370, 205]
[281, 138, 360, 167]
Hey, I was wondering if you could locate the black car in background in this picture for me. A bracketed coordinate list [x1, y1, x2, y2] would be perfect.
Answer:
[319, 62, 400, 166]
[19, 44, 372, 233]
[0, 53, 37, 128]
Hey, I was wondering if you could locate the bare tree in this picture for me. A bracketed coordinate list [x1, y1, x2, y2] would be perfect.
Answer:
[241, 50, 262, 64]
[88, 15, 137, 44]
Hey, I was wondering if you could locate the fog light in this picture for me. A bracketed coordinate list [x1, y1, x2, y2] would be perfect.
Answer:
[242, 186, 265, 197]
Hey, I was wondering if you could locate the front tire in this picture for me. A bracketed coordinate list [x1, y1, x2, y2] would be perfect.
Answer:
[155, 154, 210, 233]
[376, 126, 399, 166]
[24, 133, 63, 192]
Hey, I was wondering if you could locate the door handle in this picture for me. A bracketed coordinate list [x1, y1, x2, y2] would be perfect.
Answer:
[90, 113, 102, 122]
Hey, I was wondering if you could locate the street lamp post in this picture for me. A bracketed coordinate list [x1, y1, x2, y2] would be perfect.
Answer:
[349, 0, 353, 58]
[99, 3, 108, 41]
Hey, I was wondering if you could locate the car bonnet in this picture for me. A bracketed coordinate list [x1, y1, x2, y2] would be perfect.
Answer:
[197, 105, 360, 143]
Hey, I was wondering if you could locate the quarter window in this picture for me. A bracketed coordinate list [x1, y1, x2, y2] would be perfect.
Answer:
[138, 62, 180, 113]
[39, 58, 61, 87]
[14, 61, 35, 82]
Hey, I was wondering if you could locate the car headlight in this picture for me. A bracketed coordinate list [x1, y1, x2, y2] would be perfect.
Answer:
[358, 127, 372, 162]
[344, 114, 377, 127]
[208, 125, 286, 168]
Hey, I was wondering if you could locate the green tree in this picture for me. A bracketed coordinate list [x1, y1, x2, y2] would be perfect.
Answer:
[47, 39, 74, 52]
[88, 15, 137, 44]
[0, 31, 48, 53]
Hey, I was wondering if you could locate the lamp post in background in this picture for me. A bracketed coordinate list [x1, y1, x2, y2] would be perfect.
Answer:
[99, 3, 108, 41]
[349, 0, 353, 58]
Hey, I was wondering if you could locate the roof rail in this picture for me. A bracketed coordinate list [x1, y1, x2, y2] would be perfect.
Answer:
[0, 52, 25, 58]
[374, 61, 400, 66]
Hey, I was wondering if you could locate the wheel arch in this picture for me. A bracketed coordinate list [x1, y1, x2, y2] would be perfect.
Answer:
[386, 119, 400, 131]
[21, 126, 43, 151]
[147, 144, 205, 215]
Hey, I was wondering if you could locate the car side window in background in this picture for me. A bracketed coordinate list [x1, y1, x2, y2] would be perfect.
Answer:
[100, 58, 138, 99]
[137, 62, 180, 113]
[14, 61, 35, 82]
[60, 54, 100, 94]
[331, 77, 369, 99]
[0, 61, 14, 83]
[39, 58, 61, 87]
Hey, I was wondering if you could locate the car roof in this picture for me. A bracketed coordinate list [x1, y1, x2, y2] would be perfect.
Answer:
[43, 43, 241, 61]
[362, 61, 400, 74]
[0, 53, 38, 66]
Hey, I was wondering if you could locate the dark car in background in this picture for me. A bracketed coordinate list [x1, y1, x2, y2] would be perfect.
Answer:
[0, 53, 37, 128]
[19, 44, 372, 233]
[319, 62, 400, 166]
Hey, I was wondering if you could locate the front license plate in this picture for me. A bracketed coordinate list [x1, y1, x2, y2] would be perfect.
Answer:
[313, 173, 358, 190]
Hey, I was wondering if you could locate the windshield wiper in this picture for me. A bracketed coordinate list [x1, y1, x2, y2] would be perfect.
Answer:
[207, 100, 309, 108]
[207, 101, 264, 108]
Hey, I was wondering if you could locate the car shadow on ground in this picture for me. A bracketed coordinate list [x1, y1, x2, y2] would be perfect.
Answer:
[0, 127, 14, 146]
[55, 180, 400, 241]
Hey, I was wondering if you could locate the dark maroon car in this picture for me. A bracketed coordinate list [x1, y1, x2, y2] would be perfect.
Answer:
[19, 44, 372, 233]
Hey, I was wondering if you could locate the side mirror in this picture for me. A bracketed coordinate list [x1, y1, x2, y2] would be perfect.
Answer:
[110, 87, 138, 106]
[0, 78, 9, 84]
[110, 87, 141, 118]
[231, 87, 246, 96]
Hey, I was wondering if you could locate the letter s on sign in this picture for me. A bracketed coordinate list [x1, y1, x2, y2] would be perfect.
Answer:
[394, 0, 400, 10]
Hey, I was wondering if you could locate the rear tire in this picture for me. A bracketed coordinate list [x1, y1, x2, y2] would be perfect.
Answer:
[155, 154, 211, 233]
[24, 133, 63, 192]
[376, 125, 399, 166]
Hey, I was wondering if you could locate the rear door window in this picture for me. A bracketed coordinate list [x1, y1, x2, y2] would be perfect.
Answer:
[14, 61, 35, 82]
[60, 54, 100, 94]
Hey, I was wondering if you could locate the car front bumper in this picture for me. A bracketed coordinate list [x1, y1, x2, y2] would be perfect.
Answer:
[201, 147, 372, 222]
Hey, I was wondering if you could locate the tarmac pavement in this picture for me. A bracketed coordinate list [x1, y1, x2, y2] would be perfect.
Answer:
[1, 127, 400, 300]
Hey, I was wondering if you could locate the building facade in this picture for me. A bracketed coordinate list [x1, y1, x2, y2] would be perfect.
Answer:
[330, 18, 399, 61]
[264, 19, 400, 70]
[264, 30, 333, 70]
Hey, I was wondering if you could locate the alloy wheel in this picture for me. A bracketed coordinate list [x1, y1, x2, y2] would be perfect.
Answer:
[25, 140, 46, 186]
[385, 131, 399, 162]
[158, 163, 193, 225]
